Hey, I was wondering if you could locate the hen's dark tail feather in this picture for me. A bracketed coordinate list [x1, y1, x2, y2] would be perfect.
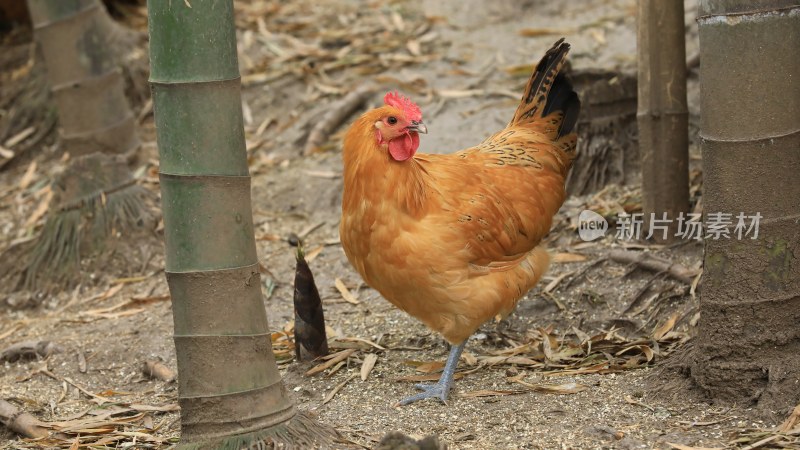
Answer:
[511, 38, 581, 138]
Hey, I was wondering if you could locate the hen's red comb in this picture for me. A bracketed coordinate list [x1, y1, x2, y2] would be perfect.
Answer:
[383, 91, 422, 122]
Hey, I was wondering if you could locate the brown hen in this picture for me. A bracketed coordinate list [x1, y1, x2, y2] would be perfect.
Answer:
[340, 39, 580, 405]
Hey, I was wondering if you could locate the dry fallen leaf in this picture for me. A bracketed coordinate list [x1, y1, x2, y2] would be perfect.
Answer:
[24, 188, 52, 227]
[0, 324, 23, 342]
[390, 11, 405, 31]
[335, 336, 385, 350]
[360, 353, 378, 380]
[414, 360, 445, 374]
[667, 444, 723, 450]
[518, 27, 573, 37]
[437, 89, 485, 99]
[779, 403, 800, 432]
[304, 245, 324, 262]
[96, 389, 134, 397]
[589, 28, 607, 45]
[544, 271, 574, 293]
[304, 170, 340, 179]
[459, 389, 527, 398]
[510, 376, 588, 395]
[19, 160, 37, 190]
[531, 382, 588, 394]
[461, 351, 477, 366]
[552, 252, 588, 263]
[406, 39, 421, 56]
[305, 349, 355, 376]
[128, 403, 180, 412]
[101, 284, 124, 300]
[624, 394, 655, 412]
[479, 355, 543, 367]
[653, 313, 679, 341]
[322, 374, 357, 405]
[334, 278, 360, 305]
[616, 344, 654, 362]
[4, 126, 35, 148]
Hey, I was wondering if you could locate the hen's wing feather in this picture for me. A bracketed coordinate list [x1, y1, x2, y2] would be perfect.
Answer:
[415, 126, 571, 271]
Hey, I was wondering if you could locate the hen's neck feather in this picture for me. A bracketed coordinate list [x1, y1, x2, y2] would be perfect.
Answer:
[343, 115, 429, 219]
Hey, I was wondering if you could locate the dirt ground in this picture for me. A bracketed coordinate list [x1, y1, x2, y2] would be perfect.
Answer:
[1, 0, 797, 449]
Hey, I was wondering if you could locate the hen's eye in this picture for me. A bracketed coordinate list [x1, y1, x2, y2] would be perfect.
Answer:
[387, 116, 398, 125]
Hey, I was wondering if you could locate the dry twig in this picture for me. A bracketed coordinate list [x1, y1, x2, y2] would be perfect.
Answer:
[142, 358, 176, 382]
[0, 399, 49, 438]
[609, 250, 698, 284]
[303, 86, 375, 155]
[1, 340, 61, 362]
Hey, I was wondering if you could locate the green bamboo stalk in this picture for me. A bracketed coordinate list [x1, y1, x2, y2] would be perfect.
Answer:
[693, 1, 800, 417]
[147, 1, 335, 448]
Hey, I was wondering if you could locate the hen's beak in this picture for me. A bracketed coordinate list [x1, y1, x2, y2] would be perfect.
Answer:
[407, 120, 428, 134]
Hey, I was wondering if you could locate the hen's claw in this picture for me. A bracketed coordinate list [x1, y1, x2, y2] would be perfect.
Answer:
[395, 340, 466, 406]
[397, 382, 450, 405]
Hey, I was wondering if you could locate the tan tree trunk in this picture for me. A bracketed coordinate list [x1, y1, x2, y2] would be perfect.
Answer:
[692, 1, 800, 419]
[637, 0, 690, 241]
[27, 0, 138, 157]
[23, 0, 148, 288]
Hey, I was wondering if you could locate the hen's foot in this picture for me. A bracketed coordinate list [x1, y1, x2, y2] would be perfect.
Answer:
[395, 340, 466, 406]
[396, 382, 451, 406]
